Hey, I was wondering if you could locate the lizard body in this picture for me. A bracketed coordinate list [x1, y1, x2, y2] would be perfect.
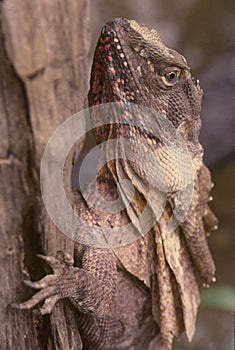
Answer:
[13, 18, 218, 349]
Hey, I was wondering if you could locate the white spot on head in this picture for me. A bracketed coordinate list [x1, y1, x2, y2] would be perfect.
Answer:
[181, 55, 187, 64]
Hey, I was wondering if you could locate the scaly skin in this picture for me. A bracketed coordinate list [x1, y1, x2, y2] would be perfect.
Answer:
[13, 18, 218, 349]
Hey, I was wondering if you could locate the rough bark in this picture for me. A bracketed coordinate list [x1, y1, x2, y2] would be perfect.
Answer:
[0, 1, 90, 349]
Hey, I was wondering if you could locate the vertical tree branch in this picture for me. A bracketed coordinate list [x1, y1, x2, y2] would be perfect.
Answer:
[0, 1, 90, 348]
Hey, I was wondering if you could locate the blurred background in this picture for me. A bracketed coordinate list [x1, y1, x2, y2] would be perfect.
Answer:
[88, 1, 235, 349]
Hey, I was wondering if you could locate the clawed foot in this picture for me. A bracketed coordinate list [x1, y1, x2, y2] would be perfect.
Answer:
[12, 251, 75, 315]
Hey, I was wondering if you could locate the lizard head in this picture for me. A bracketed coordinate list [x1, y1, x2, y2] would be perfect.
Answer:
[89, 17, 203, 131]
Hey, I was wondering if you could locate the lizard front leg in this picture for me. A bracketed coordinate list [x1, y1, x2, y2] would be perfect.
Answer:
[13, 248, 117, 316]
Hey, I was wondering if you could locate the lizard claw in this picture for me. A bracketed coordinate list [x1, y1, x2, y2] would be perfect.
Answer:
[23, 274, 59, 289]
[33, 294, 61, 315]
[13, 248, 115, 317]
[12, 251, 77, 314]
[55, 251, 74, 266]
[11, 285, 58, 311]
[36, 252, 74, 272]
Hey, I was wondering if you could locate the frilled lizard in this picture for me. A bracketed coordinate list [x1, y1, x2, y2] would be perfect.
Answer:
[13, 18, 218, 349]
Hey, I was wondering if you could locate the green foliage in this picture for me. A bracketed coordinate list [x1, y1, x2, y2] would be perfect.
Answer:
[200, 284, 235, 312]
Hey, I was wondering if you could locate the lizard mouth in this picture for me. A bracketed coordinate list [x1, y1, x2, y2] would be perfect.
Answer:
[100, 21, 118, 39]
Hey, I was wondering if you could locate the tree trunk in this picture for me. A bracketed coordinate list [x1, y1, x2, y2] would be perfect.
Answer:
[0, 1, 90, 348]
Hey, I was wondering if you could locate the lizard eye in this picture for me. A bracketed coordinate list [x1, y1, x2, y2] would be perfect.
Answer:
[161, 68, 181, 87]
